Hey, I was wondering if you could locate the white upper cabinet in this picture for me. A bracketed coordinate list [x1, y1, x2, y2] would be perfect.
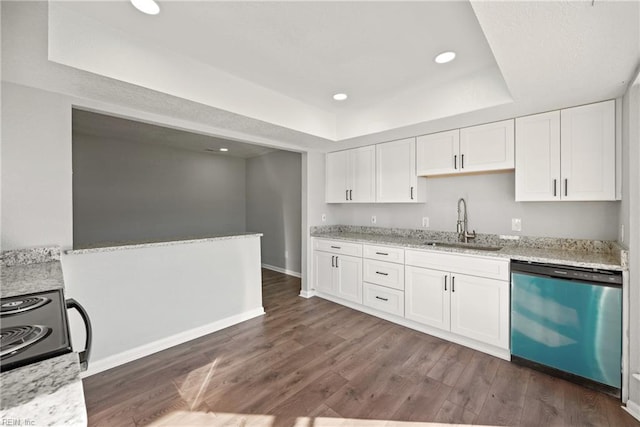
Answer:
[560, 100, 616, 201]
[376, 138, 423, 203]
[325, 146, 375, 203]
[459, 119, 515, 173]
[515, 111, 561, 201]
[417, 120, 514, 176]
[416, 129, 459, 175]
[515, 100, 616, 201]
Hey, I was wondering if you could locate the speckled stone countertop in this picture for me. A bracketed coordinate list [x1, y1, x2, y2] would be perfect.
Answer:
[1, 247, 87, 426]
[311, 226, 626, 271]
[66, 232, 264, 255]
[0, 353, 87, 426]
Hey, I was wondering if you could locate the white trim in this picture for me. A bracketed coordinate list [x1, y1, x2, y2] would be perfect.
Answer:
[314, 291, 511, 361]
[81, 307, 265, 378]
[262, 263, 301, 278]
[299, 290, 316, 298]
[624, 399, 640, 422]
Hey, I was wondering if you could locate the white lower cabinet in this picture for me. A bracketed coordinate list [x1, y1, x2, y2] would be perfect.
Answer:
[363, 282, 404, 317]
[405, 266, 450, 330]
[313, 240, 363, 304]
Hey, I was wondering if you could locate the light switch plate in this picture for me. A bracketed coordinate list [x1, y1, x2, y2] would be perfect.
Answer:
[512, 218, 522, 232]
[422, 217, 429, 228]
[371, 215, 377, 224]
[321, 214, 326, 222]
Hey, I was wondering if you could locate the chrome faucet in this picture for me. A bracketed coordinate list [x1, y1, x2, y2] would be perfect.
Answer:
[456, 198, 476, 243]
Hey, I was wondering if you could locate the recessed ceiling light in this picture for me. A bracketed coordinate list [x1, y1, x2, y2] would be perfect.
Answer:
[434, 51, 456, 64]
[220, 148, 229, 152]
[333, 93, 348, 101]
[131, 0, 160, 15]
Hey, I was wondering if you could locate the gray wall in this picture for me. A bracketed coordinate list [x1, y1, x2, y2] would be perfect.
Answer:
[328, 172, 620, 240]
[73, 133, 247, 248]
[246, 150, 302, 273]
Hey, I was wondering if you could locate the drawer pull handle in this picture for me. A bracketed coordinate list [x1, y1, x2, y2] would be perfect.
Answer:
[375, 252, 389, 256]
[375, 271, 389, 276]
[375, 296, 389, 302]
[330, 246, 341, 249]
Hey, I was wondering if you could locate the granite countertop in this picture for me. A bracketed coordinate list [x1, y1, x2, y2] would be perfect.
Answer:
[66, 232, 264, 255]
[1, 247, 88, 426]
[0, 353, 87, 426]
[311, 227, 625, 271]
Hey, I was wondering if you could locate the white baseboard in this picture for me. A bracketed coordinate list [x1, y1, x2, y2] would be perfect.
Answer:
[299, 289, 316, 298]
[624, 399, 640, 422]
[81, 307, 265, 378]
[261, 263, 301, 278]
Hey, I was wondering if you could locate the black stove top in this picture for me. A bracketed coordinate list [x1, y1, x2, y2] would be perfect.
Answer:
[0, 290, 72, 372]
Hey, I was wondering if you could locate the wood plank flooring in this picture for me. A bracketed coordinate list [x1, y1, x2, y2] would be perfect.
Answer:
[83, 269, 639, 426]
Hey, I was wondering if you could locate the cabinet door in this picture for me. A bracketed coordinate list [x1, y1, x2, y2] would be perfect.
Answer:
[313, 251, 337, 295]
[515, 111, 561, 201]
[404, 266, 450, 331]
[376, 138, 418, 202]
[326, 151, 349, 203]
[449, 274, 509, 349]
[416, 130, 459, 176]
[460, 119, 514, 173]
[350, 146, 376, 203]
[336, 254, 362, 304]
[560, 100, 616, 201]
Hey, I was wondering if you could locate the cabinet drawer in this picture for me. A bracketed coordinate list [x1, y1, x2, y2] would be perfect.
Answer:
[363, 259, 405, 290]
[363, 244, 405, 264]
[314, 239, 362, 257]
[363, 283, 404, 317]
[405, 250, 509, 281]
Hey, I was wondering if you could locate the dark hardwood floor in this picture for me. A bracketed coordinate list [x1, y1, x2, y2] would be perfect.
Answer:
[83, 269, 639, 426]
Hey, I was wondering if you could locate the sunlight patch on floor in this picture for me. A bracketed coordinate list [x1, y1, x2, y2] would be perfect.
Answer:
[147, 410, 494, 426]
[174, 359, 219, 410]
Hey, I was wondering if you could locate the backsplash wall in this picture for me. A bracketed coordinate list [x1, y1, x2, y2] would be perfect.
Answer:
[329, 172, 620, 241]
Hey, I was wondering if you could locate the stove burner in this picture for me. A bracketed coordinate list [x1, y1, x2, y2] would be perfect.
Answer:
[1, 296, 50, 316]
[0, 325, 51, 360]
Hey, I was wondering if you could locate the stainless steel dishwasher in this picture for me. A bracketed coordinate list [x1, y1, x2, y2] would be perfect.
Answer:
[510, 260, 622, 397]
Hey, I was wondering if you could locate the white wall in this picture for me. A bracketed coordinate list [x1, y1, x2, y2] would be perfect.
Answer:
[246, 150, 301, 274]
[62, 236, 264, 376]
[1, 83, 73, 250]
[73, 132, 247, 248]
[623, 77, 640, 412]
[327, 172, 620, 240]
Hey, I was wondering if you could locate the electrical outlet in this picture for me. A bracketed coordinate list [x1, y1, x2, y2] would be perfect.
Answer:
[321, 213, 326, 222]
[371, 215, 377, 224]
[422, 217, 429, 228]
[512, 218, 522, 232]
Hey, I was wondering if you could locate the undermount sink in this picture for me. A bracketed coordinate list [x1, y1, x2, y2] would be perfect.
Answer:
[422, 241, 503, 252]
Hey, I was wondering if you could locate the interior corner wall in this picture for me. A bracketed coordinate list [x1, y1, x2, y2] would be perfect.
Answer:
[73, 132, 247, 248]
[246, 150, 302, 274]
[624, 80, 640, 411]
[1, 82, 73, 250]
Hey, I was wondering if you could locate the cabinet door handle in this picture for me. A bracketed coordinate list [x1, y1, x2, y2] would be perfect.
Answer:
[452, 276, 455, 292]
[375, 252, 389, 256]
[375, 296, 389, 302]
[350, 189, 353, 200]
[375, 271, 389, 276]
[335, 256, 339, 268]
[461, 154, 465, 169]
[410, 186, 414, 200]
[346, 190, 349, 201]
[565, 179, 568, 197]
[331, 256, 335, 267]
[553, 179, 557, 197]
[454, 154, 458, 170]
[444, 275, 447, 291]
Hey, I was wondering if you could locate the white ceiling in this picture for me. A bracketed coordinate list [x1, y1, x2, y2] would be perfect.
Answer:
[73, 109, 277, 159]
[3, 1, 639, 148]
